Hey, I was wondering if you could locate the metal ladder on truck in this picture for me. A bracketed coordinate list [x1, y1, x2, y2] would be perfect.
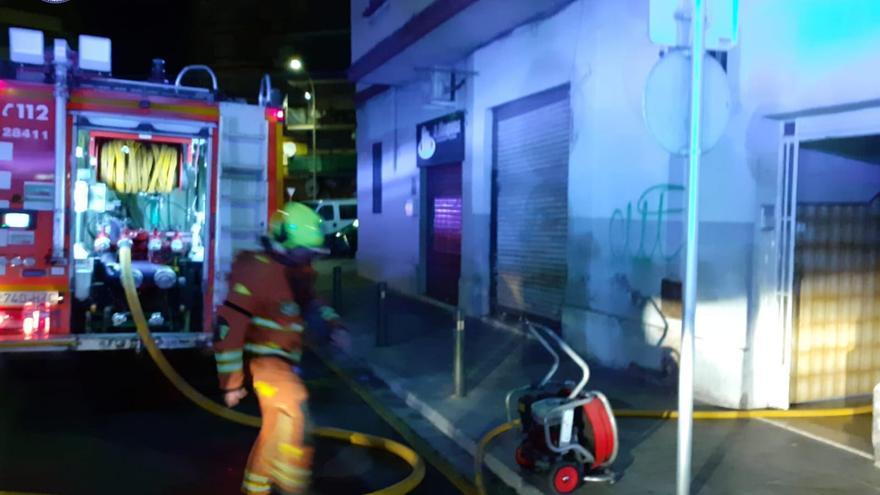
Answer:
[212, 102, 271, 310]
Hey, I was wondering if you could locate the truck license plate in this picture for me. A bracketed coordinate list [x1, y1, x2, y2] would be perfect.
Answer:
[0, 291, 59, 306]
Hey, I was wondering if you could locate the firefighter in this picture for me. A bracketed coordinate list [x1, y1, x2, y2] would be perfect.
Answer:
[214, 202, 350, 495]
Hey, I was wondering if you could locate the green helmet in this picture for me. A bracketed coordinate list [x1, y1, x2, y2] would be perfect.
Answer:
[269, 202, 325, 249]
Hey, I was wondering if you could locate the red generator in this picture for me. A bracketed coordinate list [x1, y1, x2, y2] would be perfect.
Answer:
[506, 323, 621, 494]
[0, 27, 286, 353]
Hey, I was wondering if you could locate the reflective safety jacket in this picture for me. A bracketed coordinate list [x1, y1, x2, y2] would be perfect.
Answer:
[213, 244, 341, 391]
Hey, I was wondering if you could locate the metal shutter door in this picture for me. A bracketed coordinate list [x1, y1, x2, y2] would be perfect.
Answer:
[493, 93, 570, 322]
[792, 203, 880, 402]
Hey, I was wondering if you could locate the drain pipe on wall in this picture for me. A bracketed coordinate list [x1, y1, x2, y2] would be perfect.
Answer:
[874, 382, 879, 468]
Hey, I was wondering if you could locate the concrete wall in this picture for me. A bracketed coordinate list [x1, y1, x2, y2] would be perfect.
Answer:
[354, 0, 880, 408]
[460, 0, 759, 408]
[350, 0, 436, 62]
[355, 83, 467, 293]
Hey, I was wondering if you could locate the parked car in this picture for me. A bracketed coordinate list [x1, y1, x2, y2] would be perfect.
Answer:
[303, 199, 358, 257]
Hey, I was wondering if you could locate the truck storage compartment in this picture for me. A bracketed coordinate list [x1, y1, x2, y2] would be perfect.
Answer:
[70, 132, 210, 335]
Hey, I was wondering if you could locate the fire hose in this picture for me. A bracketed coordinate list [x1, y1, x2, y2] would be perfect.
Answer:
[474, 406, 872, 495]
[117, 242, 425, 495]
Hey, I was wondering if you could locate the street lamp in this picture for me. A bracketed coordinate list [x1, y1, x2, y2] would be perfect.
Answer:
[287, 57, 318, 199]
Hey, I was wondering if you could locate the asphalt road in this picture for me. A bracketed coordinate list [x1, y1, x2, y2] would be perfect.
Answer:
[0, 347, 460, 495]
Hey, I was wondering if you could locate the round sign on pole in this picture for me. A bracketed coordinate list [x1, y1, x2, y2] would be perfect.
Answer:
[643, 50, 731, 155]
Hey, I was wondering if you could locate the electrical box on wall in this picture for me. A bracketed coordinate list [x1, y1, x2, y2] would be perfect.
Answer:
[421, 68, 474, 108]
[649, 0, 740, 50]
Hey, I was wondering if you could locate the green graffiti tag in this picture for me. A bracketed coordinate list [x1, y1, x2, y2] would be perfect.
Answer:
[609, 184, 685, 260]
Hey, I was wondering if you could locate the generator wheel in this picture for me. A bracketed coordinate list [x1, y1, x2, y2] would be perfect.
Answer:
[549, 462, 581, 494]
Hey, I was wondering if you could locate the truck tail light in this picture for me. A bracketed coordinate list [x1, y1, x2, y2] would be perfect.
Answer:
[22, 316, 34, 337]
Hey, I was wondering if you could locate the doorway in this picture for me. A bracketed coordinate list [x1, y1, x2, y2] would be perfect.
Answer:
[790, 135, 880, 404]
[425, 163, 462, 305]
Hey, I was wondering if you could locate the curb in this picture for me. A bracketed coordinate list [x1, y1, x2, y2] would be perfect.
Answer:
[312, 346, 480, 495]
[349, 360, 544, 495]
[385, 288, 528, 339]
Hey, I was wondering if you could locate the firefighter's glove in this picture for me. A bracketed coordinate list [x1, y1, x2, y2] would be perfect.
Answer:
[224, 388, 248, 408]
[330, 327, 352, 354]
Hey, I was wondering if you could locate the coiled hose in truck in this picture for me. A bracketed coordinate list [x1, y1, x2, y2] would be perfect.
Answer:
[117, 242, 425, 495]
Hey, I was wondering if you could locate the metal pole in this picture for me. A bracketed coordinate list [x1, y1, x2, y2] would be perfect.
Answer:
[678, 1, 706, 495]
[308, 75, 318, 200]
[376, 282, 388, 347]
[332, 265, 342, 313]
[453, 309, 465, 397]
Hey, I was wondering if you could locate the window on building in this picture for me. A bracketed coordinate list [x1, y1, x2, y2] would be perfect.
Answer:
[340, 205, 357, 220]
[372, 142, 382, 214]
[317, 205, 335, 221]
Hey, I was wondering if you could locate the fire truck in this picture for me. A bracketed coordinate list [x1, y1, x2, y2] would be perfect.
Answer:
[0, 27, 285, 352]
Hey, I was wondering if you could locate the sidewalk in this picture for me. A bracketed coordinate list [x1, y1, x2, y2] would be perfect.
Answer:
[316, 261, 880, 494]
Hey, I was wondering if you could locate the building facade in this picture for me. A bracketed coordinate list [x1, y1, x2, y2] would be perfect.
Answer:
[351, 0, 880, 409]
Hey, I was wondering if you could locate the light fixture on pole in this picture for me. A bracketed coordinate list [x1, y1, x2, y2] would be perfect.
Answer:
[286, 56, 318, 200]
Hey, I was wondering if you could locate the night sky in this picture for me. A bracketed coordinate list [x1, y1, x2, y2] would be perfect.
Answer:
[1, 0, 351, 96]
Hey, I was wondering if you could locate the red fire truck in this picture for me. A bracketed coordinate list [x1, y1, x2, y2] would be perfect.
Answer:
[0, 27, 285, 352]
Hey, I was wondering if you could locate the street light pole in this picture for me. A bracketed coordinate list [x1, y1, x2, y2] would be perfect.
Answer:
[288, 58, 319, 200]
[306, 75, 318, 200]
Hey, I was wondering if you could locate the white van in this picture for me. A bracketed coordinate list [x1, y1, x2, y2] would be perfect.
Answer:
[303, 199, 358, 256]
[303, 199, 357, 235]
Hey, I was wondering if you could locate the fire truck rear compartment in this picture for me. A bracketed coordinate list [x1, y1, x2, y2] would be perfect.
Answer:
[70, 130, 211, 335]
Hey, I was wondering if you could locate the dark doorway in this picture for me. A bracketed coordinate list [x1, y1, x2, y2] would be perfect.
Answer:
[426, 163, 462, 305]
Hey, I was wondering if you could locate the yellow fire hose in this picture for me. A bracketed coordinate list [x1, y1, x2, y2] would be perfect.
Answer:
[117, 244, 425, 495]
[474, 402, 872, 494]
[474, 419, 520, 495]
[614, 404, 873, 419]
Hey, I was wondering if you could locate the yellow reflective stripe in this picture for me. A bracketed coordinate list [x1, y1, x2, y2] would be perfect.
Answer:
[251, 317, 303, 333]
[254, 254, 271, 264]
[234, 283, 252, 297]
[254, 380, 278, 398]
[244, 471, 269, 484]
[217, 362, 243, 374]
[278, 442, 305, 459]
[252, 317, 284, 330]
[241, 480, 271, 494]
[271, 467, 308, 488]
[244, 343, 302, 361]
[216, 350, 243, 362]
[272, 459, 310, 477]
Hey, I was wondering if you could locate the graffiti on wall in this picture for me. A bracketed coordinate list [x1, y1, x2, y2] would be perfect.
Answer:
[609, 184, 684, 260]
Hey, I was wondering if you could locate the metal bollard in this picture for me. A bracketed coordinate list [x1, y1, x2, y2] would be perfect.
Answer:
[453, 309, 465, 397]
[376, 282, 388, 347]
[332, 266, 343, 313]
